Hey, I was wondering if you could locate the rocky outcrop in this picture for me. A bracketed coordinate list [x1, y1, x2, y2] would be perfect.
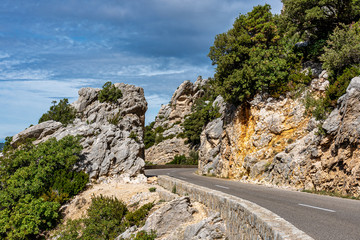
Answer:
[183, 213, 226, 240]
[198, 74, 360, 197]
[11, 83, 147, 180]
[142, 197, 195, 237]
[141, 196, 227, 240]
[12, 121, 62, 146]
[199, 93, 310, 180]
[146, 76, 209, 164]
[262, 76, 360, 196]
[145, 138, 189, 165]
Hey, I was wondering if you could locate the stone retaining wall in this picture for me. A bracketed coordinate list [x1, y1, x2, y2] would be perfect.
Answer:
[157, 175, 313, 240]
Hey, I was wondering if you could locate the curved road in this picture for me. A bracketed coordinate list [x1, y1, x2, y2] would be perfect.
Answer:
[145, 168, 360, 240]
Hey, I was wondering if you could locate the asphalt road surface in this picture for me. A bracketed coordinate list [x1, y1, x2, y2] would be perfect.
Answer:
[145, 168, 360, 240]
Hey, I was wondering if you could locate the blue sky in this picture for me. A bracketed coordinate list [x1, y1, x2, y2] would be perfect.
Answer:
[0, 0, 282, 142]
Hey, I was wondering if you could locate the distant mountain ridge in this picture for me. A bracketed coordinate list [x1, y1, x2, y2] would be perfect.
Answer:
[0, 143, 4, 151]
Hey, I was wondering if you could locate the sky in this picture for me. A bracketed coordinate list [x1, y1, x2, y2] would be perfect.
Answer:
[0, 0, 282, 142]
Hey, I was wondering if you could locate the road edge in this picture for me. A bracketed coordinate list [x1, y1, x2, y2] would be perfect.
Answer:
[158, 175, 314, 240]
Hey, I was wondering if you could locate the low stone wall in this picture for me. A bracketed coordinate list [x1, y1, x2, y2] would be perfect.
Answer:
[157, 175, 313, 240]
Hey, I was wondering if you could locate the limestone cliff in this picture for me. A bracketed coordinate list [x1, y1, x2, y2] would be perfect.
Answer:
[11, 83, 147, 180]
[145, 76, 209, 164]
[198, 73, 360, 197]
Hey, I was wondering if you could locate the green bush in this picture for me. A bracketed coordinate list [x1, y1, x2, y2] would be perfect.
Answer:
[149, 187, 156, 192]
[133, 230, 157, 240]
[182, 101, 220, 146]
[0, 136, 88, 239]
[124, 202, 154, 227]
[98, 81, 123, 103]
[166, 152, 199, 165]
[320, 21, 360, 75]
[56, 197, 154, 240]
[304, 66, 360, 121]
[129, 131, 140, 143]
[326, 66, 360, 106]
[282, 0, 360, 40]
[304, 93, 328, 121]
[2, 136, 13, 153]
[39, 98, 76, 125]
[144, 122, 168, 149]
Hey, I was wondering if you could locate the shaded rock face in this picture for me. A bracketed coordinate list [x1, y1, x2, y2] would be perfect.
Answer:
[12, 83, 147, 180]
[146, 76, 209, 164]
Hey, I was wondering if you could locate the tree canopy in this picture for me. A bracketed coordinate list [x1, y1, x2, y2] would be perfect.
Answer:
[282, 0, 360, 39]
[209, 4, 297, 104]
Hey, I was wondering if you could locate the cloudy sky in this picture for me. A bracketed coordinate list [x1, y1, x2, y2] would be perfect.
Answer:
[0, 0, 282, 142]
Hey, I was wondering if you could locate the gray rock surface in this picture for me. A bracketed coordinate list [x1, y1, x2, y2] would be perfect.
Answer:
[12, 121, 62, 147]
[183, 213, 227, 240]
[265, 76, 360, 195]
[11, 83, 147, 180]
[146, 76, 209, 164]
[142, 197, 195, 237]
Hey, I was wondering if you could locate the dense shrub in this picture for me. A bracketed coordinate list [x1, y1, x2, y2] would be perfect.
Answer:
[125, 203, 154, 227]
[0, 136, 88, 239]
[144, 122, 168, 149]
[98, 81, 123, 103]
[133, 230, 157, 240]
[56, 196, 154, 240]
[182, 101, 220, 146]
[2, 136, 13, 153]
[167, 151, 199, 165]
[305, 66, 360, 121]
[39, 98, 76, 125]
[320, 21, 360, 74]
[326, 66, 360, 106]
[282, 0, 360, 40]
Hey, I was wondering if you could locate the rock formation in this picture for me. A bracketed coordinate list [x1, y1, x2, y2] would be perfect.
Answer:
[141, 196, 227, 240]
[198, 73, 360, 197]
[267, 76, 360, 196]
[145, 76, 209, 164]
[11, 83, 147, 180]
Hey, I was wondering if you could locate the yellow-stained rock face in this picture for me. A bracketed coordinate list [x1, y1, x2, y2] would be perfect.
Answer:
[217, 95, 311, 181]
[200, 76, 360, 197]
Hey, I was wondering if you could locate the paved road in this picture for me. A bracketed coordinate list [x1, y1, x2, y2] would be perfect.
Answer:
[145, 168, 360, 240]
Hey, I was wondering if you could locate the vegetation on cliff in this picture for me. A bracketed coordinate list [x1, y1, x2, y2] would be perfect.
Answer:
[182, 100, 220, 146]
[209, 1, 360, 111]
[98, 81, 123, 104]
[56, 195, 154, 239]
[39, 98, 76, 125]
[0, 136, 88, 239]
